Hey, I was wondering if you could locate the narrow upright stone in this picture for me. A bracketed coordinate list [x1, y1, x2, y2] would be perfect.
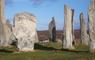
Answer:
[0, 0, 6, 46]
[0, 0, 12, 46]
[13, 12, 38, 51]
[48, 17, 56, 42]
[72, 9, 75, 45]
[80, 12, 89, 45]
[88, 0, 95, 53]
[62, 5, 75, 50]
[6, 20, 15, 45]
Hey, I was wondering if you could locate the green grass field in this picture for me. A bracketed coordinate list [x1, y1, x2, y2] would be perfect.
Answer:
[0, 42, 95, 60]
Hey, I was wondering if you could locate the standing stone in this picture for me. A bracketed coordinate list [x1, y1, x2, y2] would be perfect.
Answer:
[6, 20, 15, 45]
[0, 0, 5, 46]
[0, 0, 12, 46]
[88, 0, 95, 53]
[80, 12, 89, 45]
[62, 5, 75, 50]
[48, 17, 56, 42]
[13, 12, 38, 51]
[72, 10, 75, 45]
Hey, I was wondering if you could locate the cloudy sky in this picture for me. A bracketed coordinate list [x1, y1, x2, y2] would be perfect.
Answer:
[5, 0, 90, 30]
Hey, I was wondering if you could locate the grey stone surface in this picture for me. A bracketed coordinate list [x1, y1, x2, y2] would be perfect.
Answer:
[13, 12, 38, 51]
[80, 12, 89, 45]
[88, 0, 95, 53]
[48, 17, 56, 42]
[62, 5, 75, 50]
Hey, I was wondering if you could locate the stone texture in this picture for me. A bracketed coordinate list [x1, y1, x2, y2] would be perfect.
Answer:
[80, 12, 89, 45]
[6, 20, 16, 45]
[0, 0, 13, 46]
[13, 12, 38, 51]
[72, 9, 75, 45]
[0, 0, 6, 46]
[88, 0, 95, 53]
[62, 5, 75, 50]
[48, 17, 56, 42]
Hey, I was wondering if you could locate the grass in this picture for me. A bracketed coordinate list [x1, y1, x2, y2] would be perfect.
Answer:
[0, 42, 95, 60]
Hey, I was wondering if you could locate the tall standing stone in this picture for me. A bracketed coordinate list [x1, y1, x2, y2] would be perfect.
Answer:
[62, 5, 75, 50]
[13, 12, 38, 51]
[48, 17, 56, 42]
[80, 12, 89, 45]
[88, 0, 95, 53]
[0, 0, 5, 46]
[72, 9, 75, 45]
[0, 0, 12, 46]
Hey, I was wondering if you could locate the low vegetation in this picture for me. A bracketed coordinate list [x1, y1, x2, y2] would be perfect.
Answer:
[0, 42, 95, 60]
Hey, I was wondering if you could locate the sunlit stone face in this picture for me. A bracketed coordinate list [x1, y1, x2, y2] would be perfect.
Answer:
[13, 12, 38, 51]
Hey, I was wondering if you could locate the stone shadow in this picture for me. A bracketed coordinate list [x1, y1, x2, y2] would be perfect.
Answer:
[34, 43, 89, 53]
[0, 48, 14, 53]
[61, 49, 89, 53]
[34, 43, 59, 51]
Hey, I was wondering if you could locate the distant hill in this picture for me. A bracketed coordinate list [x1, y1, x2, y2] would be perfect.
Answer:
[37, 29, 81, 41]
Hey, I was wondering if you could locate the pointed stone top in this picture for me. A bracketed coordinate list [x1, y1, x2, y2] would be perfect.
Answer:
[49, 17, 56, 25]
[64, 5, 72, 10]
[64, 5, 74, 14]
[52, 17, 55, 22]
[80, 12, 83, 16]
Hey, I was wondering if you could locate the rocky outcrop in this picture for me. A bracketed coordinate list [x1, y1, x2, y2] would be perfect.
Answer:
[13, 12, 38, 51]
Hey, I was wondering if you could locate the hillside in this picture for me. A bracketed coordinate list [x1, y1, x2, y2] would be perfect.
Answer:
[37, 29, 81, 41]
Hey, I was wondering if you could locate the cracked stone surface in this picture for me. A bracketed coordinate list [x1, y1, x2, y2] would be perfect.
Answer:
[13, 12, 38, 51]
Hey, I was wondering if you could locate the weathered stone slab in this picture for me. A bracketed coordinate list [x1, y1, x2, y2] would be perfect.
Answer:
[48, 17, 56, 42]
[88, 0, 95, 53]
[13, 12, 38, 51]
[62, 5, 75, 50]
[80, 12, 89, 45]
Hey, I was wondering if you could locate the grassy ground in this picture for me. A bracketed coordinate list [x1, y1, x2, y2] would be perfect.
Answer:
[0, 42, 95, 60]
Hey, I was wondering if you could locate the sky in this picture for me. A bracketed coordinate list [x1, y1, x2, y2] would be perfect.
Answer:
[5, 0, 91, 30]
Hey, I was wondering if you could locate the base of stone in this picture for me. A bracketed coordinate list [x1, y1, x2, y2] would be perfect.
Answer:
[0, 45, 13, 48]
[89, 41, 95, 53]
[63, 46, 75, 50]
[90, 49, 95, 53]
[19, 48, 34, 52]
